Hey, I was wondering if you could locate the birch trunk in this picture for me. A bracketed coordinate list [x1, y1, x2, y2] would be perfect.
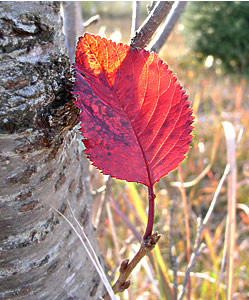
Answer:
[0, 2, 103, 299]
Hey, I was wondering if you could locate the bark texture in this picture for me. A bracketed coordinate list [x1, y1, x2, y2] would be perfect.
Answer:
[0, 2, 103, 299]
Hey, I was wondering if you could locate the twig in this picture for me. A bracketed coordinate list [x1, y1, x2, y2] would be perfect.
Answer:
[83, 15, 100, 28]
[130, 1, 174, 49]
[131, 0, 140, 37]
[149, 1, 188, 53]
[101, 232, 161, 299]
[147, 1, 157, 14]
[169, 197, 178, 300]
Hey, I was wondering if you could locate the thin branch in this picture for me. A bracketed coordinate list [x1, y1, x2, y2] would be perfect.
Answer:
[131, 0, 140, 37]
[84, 15, 100, 28]
[149, 1, 188, 53]
[130, 1, 174, 49]
[147, 1, 157, 14]
[101, 232, 161, 299]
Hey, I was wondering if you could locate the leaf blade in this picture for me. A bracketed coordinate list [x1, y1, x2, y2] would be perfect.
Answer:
[73, 33, 194, 187]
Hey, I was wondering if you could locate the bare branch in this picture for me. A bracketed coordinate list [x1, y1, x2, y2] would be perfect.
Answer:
[130, 1, 174, 49]
[131, 1, 140, 37]
[147, 1, 157, 14]
[101, 233, 161, 299]
[149, 1, 188, 53]
[84, 14, 100, 28]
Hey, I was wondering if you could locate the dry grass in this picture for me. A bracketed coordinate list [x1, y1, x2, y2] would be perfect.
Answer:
[84, 13, 249, 300]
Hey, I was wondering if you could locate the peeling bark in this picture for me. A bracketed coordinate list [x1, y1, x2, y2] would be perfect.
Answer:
[0, 2, 103, 299]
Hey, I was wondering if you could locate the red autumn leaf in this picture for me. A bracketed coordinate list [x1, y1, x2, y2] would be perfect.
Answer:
[73, 33, 193, 185]
[73, 33, 194, 238]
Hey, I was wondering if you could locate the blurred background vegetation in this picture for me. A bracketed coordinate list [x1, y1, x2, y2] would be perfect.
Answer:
[78, 2, 249, 299]
[184, 1, 249, 78]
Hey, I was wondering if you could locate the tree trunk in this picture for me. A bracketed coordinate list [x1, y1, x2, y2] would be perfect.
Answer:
[0, 2, 103, 299]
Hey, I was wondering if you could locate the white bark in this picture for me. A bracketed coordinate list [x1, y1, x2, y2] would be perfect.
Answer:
[0, 2, 103, 299]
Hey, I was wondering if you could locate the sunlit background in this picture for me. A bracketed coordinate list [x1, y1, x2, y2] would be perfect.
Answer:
[78, 2, 249, 299]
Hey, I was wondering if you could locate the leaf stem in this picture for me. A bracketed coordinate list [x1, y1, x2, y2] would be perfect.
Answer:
[143, 185, 155, 240]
